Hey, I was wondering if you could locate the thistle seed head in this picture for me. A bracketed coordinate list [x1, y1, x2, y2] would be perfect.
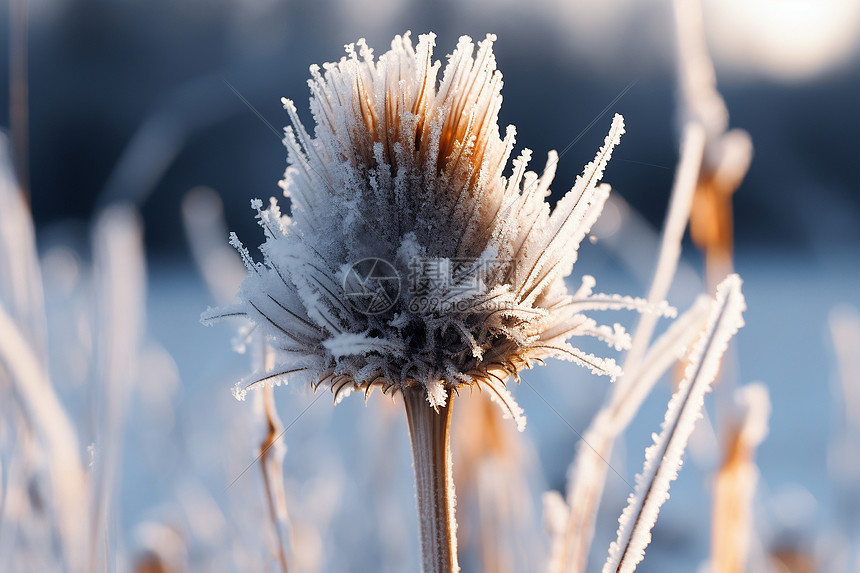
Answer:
[204, 32, 670, 427]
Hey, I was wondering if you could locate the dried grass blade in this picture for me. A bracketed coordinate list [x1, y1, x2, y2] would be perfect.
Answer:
[603, 275, 746, 573]
[259, 383, 292, 573]
[550, 295, 711, 573]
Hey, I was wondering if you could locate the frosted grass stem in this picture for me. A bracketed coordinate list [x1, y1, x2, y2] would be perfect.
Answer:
[551, 122, 706, 573]
[604, 275, 746, 573]
[404, 388, 459, 573]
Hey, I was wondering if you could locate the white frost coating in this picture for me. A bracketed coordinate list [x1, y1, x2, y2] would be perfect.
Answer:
[555, 343, 623, 382]
[515, 117, 625, 307]
[425, 379, 449, 409]
[603, 274, 746, 573]
[674, 0, 753, 188]
[570, 276, 677, 318]
[480, 372, 527, 432]
[232, 362, 316, 401]
[205, 32, 636, 420]
[322, 332, 405, 359]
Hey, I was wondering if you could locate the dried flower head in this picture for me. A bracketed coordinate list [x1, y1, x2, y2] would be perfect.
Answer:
[205, 32, 664, 427]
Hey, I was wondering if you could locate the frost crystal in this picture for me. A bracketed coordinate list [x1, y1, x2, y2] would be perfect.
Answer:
[204, 32, 650, 421]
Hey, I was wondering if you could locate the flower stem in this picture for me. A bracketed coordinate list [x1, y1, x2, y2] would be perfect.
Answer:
[403, 387, 459, 573]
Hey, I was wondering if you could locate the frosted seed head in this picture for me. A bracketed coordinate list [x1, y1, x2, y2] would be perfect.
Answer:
[206, 32, 643, 425]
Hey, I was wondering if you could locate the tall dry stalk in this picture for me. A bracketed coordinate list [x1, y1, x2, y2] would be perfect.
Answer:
[546, 2, 758, 563]
[258, 366, 292, 573]
[251, 268, 294, 573]
[672, 3, 763, 571]
[711, 384, 770, 573]
[403, 388, 459, 573]
[674, 0, 752, 290]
